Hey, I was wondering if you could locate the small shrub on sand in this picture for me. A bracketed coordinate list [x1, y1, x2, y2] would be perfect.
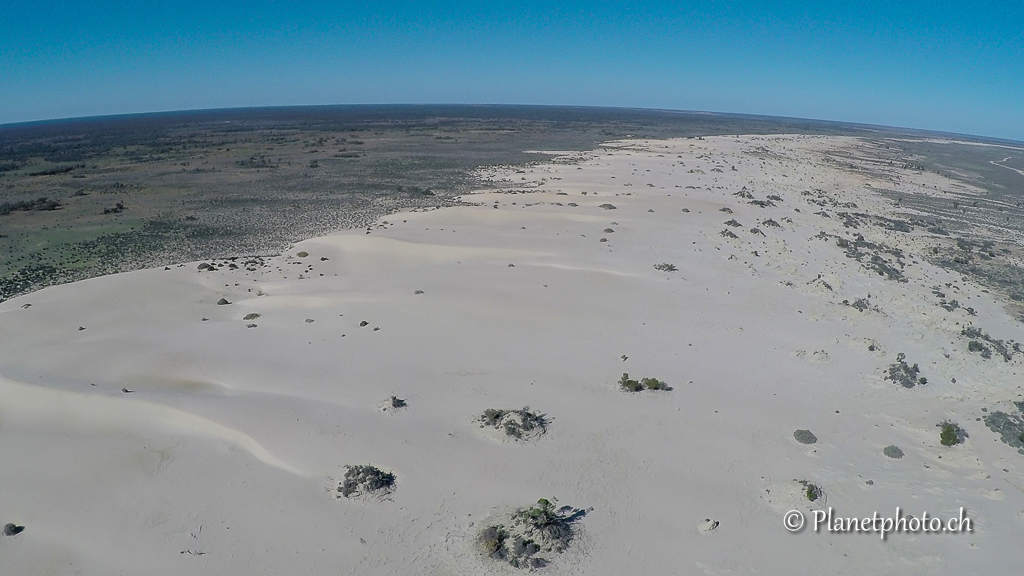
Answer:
[793, 429, 817, 444]
[598, 203, 617, 210]
[479, 498, 588, 569]
[968, 340, 992, 359]
[3, 523, 24, 536]
[619, 373, 642, 392]
[383, 395, 407, 411]
[797, 480, 824, 502]
[939, 422, 965, 447]
[653, 263, 678, 272]
[885, 353, 924, 388]
[883, 445, 904, 459]
[243, 313, 261, 320]
[619, 373, 671, 392]
[337, 464, 396, 499]
[480, 407, 548, 440]
[641, 377, 670, 391]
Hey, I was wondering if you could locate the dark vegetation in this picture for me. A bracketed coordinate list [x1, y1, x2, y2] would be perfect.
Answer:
[0, 196, 61, 215]
[885, 353, 926, 388]
[337, 464, 396, 499]
[619, 372, 671, 392]
[983, 401, 1024, 455]
[883, 445, 904, 459]
[939, 421, 966, 447]
[961, 326, 1019, 362]
[793, 429, 817, 445]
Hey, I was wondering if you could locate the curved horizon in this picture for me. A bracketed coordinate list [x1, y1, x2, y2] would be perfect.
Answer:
[3, 103, 1022, 146]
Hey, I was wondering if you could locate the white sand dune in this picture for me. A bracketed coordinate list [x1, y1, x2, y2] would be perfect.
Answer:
[1, 134, 1022, 574]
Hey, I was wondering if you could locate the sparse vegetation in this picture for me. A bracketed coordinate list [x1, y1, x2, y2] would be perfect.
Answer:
[619, 372, 671, 392]
[797, 480, 824, 502]
[479, 407, 548, 440]
[885, 353, 925, 388]
[653, 262, 678, 272]
[962, 326, 1016, 362]
[983, 401, 1024, 455]
[0, 197, 62, 216]
[478, 498, 587, 569]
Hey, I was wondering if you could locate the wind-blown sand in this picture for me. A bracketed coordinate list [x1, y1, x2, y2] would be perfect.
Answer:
[1, 134, 1022, 574]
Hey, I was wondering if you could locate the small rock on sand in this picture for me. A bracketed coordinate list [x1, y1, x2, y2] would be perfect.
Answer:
[697, 518, 719, 535]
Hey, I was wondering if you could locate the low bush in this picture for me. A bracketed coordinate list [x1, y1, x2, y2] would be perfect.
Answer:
[479, 498, 587, 569]
[337, 464, 396, 499]
[480, 407, 548, 440]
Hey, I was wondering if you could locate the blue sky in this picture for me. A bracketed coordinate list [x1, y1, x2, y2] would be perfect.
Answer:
[1, 1, 1022, 140]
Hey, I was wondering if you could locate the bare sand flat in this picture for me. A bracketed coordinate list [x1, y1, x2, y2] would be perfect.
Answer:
[1, 134, 1022, 574]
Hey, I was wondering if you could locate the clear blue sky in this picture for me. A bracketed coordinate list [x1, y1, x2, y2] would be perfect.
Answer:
[1, 1, 1022, 140]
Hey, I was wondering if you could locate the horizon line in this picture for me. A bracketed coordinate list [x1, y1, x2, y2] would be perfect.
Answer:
[2, 103, 1022, 146]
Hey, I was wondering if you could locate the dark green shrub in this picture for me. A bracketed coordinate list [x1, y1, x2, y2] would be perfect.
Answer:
[619, 373, 642, 392]
[940, 424, 959, 446]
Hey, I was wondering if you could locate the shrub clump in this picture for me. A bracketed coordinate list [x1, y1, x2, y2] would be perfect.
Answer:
[383, 395, 407, 411]
[983, 401, 1024, 455]
[3, 523, 24, 536]
[478, 498, 587, 569]
[479, 407, 548, 440]
[337, 464, 396, 499]
[883, 445, 904, 459]
[653, 263, 678, 272]
[961, 326, 1016, 362]
[619, 373, 672, 392]
[938, 421, 966, 447]
[885, 353, 926, 388]
[793, 429, 817, 445]
[243, 313, 261, 320]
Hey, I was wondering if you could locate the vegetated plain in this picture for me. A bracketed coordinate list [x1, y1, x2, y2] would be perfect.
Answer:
[5, 105, 1021, 304]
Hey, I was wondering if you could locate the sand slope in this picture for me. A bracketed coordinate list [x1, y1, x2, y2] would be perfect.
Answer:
[1, 135, 1022, 575]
